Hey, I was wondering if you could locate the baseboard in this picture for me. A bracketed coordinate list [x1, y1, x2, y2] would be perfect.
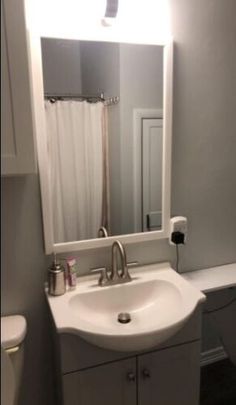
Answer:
[201, 346, 228, 367]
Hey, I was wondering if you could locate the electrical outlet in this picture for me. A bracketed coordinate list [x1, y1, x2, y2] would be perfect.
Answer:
[169, 216, 187, 245]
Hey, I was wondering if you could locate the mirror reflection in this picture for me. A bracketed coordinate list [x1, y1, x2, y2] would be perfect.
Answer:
[41, 38, 163, 243]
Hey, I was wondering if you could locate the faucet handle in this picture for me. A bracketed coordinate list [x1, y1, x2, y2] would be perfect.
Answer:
[98, 268, 110, 286]
[90, 267, 110, 286]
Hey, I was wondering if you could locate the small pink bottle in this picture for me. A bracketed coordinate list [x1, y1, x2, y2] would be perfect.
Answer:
[66, 257, 77, 289]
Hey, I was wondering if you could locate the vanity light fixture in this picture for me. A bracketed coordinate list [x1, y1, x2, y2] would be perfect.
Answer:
[101, 0, 119, 26]
[26, 0, 171, 45]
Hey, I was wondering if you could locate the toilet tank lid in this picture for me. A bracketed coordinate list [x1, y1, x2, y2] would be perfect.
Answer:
[1, 315, 27, 349]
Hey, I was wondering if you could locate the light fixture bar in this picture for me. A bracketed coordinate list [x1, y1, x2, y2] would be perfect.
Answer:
[104, 0, 119, 18]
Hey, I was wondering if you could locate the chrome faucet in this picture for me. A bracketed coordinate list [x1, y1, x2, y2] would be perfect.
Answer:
[97, 226, 108, 238]
[111, 240, 131, 283]
[91, 240, 133, 286]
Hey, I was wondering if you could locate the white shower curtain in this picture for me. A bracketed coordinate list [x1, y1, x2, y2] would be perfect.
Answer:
[45, 100, 109, 242]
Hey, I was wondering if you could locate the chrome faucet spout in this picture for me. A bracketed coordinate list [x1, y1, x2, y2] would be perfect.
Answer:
[111, 240, 131, 282]
[97, 226, 108, 238]
[90, 241, 134, 287]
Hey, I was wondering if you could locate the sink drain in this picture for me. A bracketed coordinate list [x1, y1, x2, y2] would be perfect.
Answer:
[118, 312, 131, 324]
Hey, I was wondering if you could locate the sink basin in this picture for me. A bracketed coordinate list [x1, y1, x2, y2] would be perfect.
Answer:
[47, 262, 205, 352]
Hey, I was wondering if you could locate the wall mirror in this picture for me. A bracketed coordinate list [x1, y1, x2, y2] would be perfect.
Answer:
[28, 25, 173, 254]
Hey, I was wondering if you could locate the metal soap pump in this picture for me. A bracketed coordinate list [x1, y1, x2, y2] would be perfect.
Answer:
[48, 253, 66, 296]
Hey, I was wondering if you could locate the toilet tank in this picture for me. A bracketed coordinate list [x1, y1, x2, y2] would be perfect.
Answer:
[1, 315, 27, 404]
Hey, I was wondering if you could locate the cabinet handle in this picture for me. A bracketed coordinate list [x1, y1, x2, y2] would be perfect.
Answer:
[142, 368, 151, 379]
[127, 372, 136, 382]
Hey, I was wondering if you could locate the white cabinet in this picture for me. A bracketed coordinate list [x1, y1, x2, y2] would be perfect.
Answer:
[138, 341, 200, 405]
[1, 0, 36, 175]
[62, 341, 201, 405]
[63, 358, 136, 405]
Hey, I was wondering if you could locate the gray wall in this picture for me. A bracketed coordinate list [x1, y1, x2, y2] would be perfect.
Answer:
[41, 38, 82, 95]
[1, 1, 236, 404]
[119, 44, 163, 234]
[170, 0, 236, 271]
[80, 41, 120, 98]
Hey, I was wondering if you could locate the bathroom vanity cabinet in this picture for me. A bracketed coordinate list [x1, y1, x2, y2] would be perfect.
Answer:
[1, 0, 36, 175]
[63, 341, 200, 405]
[58, 307, 202, 405]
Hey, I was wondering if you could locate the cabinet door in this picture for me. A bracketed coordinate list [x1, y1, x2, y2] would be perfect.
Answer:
[63, 358, 136, 405]
[138, 341, 201, 405]
[1, 0, 36, 175]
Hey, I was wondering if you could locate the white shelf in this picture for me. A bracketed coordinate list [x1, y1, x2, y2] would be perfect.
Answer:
[183, 263, 236, 293]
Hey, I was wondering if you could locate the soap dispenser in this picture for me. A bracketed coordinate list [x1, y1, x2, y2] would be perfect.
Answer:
[48, 254, 66, 296]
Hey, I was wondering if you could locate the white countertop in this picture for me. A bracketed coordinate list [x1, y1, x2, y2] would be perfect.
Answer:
[182, 263, 236, 293]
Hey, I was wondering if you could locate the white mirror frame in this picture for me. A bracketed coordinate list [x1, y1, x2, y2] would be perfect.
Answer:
[28, 32, 173, 254]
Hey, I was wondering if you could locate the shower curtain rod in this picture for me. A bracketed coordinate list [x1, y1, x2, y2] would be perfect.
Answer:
[44, 92, 119, 106]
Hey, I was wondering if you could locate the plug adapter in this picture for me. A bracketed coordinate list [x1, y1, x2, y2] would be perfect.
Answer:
[171, 231, 185, 244]
[169, 216, 187, 245]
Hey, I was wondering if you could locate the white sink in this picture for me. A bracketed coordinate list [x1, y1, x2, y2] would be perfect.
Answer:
[47, 262, 205, 352]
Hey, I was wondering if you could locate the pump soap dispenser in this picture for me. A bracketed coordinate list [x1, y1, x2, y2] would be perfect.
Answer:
[48, 254, 66, 296]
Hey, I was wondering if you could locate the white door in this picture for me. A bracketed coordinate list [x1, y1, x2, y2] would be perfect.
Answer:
[142, 118, 163, 232]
